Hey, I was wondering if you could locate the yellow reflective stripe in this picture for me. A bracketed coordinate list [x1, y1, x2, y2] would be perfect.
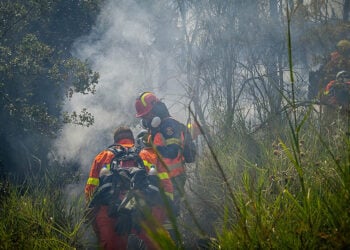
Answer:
[87, 177, 99, 186]
[324, 90, 329, 95]
[141, 92, 151, 106]
[165, 138, 181, 146]
[165, 192, 173, 200]
[143, 160, 153, 168]
[157, 172, 169, 180]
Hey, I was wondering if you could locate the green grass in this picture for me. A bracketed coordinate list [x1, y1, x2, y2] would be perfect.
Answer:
[0, 179, 87, 250]
[1, 108, 349, 249]
[182, 32, 350, 246]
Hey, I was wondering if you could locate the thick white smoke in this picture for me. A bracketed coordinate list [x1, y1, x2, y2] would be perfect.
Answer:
[52, 0, 188, 179]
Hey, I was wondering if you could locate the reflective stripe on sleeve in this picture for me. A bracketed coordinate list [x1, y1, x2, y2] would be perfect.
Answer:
[87, 177, 99, 186]
[143, 160, 153, 169]
[165, 192, 174, 200]
[157, 172, 169, 180]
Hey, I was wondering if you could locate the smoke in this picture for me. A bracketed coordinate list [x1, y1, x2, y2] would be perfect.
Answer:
[51, 0, 188, 182]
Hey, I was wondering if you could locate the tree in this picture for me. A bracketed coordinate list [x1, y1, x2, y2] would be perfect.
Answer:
[0, 0, 101, 181]
[344, 0, 350, 21]
[175, 0, 288, 136]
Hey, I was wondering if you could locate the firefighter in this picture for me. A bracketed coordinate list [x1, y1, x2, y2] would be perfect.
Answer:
[322, 39, 350, 87]
[323, 70, 350, 109]
[85, 126, 159, 250]
[134, 92, 191, 217]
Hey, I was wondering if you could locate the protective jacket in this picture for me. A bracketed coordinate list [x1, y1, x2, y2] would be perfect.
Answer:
[150, 117, 185, 178]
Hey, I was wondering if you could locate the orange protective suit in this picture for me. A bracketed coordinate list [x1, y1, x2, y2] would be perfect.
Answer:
[151, 118, 186, 179]
[149, 117, 187, 217]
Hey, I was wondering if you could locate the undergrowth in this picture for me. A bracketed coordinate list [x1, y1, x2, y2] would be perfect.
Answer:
[0, 178, 87, 250]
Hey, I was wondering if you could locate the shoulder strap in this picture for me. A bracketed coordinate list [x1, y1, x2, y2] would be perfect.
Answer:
[107, 144, 145, 171]
[107, 144, 125, 155]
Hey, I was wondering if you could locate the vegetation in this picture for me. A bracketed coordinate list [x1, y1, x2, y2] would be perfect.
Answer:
[174, 1, 350, 249]
[0, 179, 87, 249]
[1, 0, 349, 249]
[0, 0, 101, 181]
[0, 1, 101, 248]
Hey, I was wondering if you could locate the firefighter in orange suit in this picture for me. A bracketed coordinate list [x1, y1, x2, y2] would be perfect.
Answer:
[135, 92, 188, 216]
[323, 70, 350, 109]
[85, 126, 159, 250]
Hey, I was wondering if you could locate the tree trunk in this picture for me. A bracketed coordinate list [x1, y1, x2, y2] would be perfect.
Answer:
[344, 0, 350, 21]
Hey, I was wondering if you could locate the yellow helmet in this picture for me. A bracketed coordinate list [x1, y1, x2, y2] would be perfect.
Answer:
[336, 39, 350, 50]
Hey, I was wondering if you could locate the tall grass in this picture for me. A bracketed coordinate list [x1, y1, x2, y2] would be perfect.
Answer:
[1, 5, 349, 247]
[0, 175, 87, 249]
[213, 112, 350, 248]
[180, 4, 350, 249]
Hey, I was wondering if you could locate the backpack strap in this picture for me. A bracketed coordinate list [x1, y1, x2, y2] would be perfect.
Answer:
[107, 144, 145, 171]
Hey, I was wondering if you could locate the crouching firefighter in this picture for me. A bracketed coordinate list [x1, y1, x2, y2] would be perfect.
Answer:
[85, 126, 168, 250]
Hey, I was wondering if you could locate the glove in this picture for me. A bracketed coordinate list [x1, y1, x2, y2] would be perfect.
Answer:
[114, 208, 132, 235]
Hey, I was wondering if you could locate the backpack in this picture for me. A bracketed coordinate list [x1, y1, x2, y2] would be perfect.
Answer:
[179, 122, 196, 163]
[107, 144, 145, 173]
[90, 144, 161, 216]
